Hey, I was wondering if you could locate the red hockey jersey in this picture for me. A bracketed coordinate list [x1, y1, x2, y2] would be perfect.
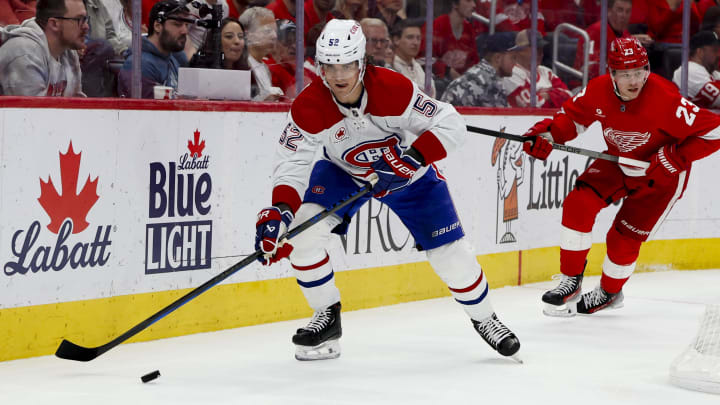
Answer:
[549, 73, 720, 176]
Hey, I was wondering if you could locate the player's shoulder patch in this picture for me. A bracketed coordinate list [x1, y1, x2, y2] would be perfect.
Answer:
[291, 78, 344, 134]
[364, 65, 415, 117]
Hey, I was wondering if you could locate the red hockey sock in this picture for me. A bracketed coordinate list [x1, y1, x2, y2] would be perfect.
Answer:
[560, 248, 589, 276]
[600, 274, 628, 294]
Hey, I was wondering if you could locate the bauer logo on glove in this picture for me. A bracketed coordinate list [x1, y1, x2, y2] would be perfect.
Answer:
[255, 206, 294, 265]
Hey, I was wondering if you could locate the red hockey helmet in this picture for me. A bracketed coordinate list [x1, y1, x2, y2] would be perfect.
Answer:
[608, 37, 649, 71]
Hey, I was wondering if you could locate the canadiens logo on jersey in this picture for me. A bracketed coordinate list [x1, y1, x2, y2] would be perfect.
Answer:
[602, 128, 651, 152]
[342, 134, 400, 167]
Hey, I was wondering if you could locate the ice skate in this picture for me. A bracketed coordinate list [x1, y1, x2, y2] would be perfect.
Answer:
[576, 285, 624, 314]
[542, 273, 583, 317]
[472, 313, 522, 363]
[292, 302, 342, 361]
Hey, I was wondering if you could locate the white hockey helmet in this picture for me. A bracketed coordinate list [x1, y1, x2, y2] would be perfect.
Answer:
[315, 19, 367, 85]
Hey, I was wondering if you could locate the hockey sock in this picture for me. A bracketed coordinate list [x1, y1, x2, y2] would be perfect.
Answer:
[600, 227, 641, 294]
[292, 253, 341, 311]
[560, 248, 590, 276]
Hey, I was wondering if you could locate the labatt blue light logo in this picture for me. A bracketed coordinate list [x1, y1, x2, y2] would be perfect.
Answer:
[146, 129, 212, 273]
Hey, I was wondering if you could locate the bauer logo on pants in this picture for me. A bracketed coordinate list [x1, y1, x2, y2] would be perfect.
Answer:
[4, 141, 113, 276]
[145, 129, 213, 274]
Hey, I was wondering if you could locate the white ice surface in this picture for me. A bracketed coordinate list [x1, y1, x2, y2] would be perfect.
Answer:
[1, 270, 719, 405]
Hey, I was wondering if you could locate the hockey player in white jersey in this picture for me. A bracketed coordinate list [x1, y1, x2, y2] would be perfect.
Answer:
[254, 19, 521, 362]
[672, 30, 720, 108]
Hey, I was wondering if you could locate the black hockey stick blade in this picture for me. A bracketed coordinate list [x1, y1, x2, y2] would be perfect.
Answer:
[55, 177, 376, 362]
[466, 125, 650, 169]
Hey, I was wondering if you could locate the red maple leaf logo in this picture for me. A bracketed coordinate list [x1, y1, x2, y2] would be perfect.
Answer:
[37, 142, 99, 234]
[188, 129, 205, 158]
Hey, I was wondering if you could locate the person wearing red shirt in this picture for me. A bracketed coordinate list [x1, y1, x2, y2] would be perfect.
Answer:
[575, 0, 636, 81]
[267, 19, 317, 99]
[646, 0, 700, 43]
[524, 37, 720, 316]
[0, 0, 36, 26]
[420, 0, 481, 83]
[266, 0, 295, 21]
[303, 0, 334, 39]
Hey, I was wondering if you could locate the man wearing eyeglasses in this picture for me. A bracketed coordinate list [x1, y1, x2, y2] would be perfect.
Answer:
[0, 0, 87, 96]
[360, 17, 392, 69]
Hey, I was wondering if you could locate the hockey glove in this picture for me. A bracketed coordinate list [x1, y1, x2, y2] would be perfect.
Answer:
[370, 144, 422, 198]
[255, 206, 294, 265]
[523, 118, 554, 160]
[645, 144, 686, 187]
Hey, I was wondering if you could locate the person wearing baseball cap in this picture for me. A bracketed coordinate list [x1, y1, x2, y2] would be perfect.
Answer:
[440, 32, 517, 107]
[118, 0, 191, 98]
[503, 29, 572, 108]
[672, 30, 720, 108]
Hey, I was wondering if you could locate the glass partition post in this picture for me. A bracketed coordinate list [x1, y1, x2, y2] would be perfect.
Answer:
[530, 0, 538, 107]
[681, 0, 690, 97]
[424, 0, 434, 95]
[295, 0, 305, 97]
[131, 0, 142, 98]
[599, 0, 607, 77]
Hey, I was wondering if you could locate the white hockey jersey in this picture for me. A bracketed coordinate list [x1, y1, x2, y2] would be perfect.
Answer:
[270, 65, 466, 212]
[502, 64, 572, 108]
[672, 61, 720, 109]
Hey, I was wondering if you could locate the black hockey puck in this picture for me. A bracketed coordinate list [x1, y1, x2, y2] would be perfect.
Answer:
[141, 370, 160, 383]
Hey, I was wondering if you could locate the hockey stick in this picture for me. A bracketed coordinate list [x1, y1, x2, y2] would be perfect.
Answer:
[55, 174, 378, 362]
[466, 125, 650, 169]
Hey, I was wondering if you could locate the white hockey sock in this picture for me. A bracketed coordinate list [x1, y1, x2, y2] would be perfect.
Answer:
[292, 253, 341, 311]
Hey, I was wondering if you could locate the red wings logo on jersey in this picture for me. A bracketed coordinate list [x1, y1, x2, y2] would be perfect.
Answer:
[342, 135, 400, 167]
[602, 128, 651, 152]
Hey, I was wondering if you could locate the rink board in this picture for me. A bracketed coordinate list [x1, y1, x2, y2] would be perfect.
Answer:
[1, 98, 719, 361]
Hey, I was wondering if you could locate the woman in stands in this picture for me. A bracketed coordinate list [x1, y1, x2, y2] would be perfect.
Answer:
[190, 18, 249, 71]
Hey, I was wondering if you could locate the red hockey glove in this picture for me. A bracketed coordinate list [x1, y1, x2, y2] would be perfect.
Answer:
[523, 118, 554, 160]
[645, 144, 686, 187]
[370, 144, 422, 198]
[255, 206, 294, 265]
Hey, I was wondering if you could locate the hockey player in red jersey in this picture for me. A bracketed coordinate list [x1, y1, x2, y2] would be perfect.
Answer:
[523, 36, 720, 316]
[253, 19, 520, 360]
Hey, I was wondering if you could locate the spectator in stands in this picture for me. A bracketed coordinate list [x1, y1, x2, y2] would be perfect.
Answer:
[0, 0, 86, 96]
[701, 5, 720, 35]
[111, 0, 146, 56]
[493, 0, 546, 35]
[304, 0, 335, 39]
[673, 30, 720, 108]
[331, 0, 367, 21]
[189, 17, 249, 70]
[0, 0, 36, 26]
[575, 0, 635, 80]
[391, 18, 435, 97]
[646, 0, 700, 43]
[267, 19, 316, 98]
[85, 0, 122, 54]
[539, 0, 601, 31]
[441, 32, 516, 107]
[421, 0, 481, 96]
[265, 0, 295, 20]
[83, 0, 122, 96]
[239, 6, 283, 100]
[360, 17, 393, 68]
[118, 0, 190, 98]
[368, 0, 404, 32]
[503, 29, 572, 108]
